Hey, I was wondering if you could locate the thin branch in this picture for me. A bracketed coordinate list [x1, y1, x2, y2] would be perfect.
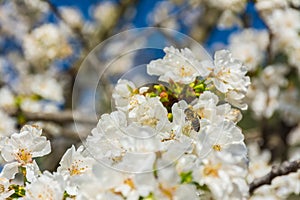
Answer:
[14, 110, 97, 125]
[249, 159, 300, 194]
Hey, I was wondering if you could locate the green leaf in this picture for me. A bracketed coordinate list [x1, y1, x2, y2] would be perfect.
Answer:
[180, 171, 193, 184]
[139, 193, 155, 200]
[8, 184, 26, 198]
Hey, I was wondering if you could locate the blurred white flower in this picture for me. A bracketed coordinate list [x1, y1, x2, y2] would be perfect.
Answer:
[147, 1, 178, 29]
[247, 65, 288, 118]
[268, 8, 300, 32]
[260, 65, 288, 87]
[208, 50, 250, 109]
[278, 87, 300, 124]
[0, 87, 16, 113]
[23, 23, 72, 66]
[247, 143, 271, 183]
[288, 124, 300, 146]
[60, 7, 83, 29]
[0, 109, 16, 137]
[288, 0, 300, 6]
[204, 0, 246, 12]
[0, 2, 30, 40]
[30, 75, 64, 102]
[255, 0, 288, 12]
[266, 8, 300, 50]
[229, 29, 269, 71]
[249, 82, 279, 118]
[217, 10, 242, 29]
[24, 0, 49, 13]
[92, 1, 118, 27]
[20, 98, 60, 113]
[287, 41, 300, 75]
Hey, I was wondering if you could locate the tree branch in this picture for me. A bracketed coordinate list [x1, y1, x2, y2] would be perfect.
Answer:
[249, 159, 300, 194]
[14, 110, 97, 125]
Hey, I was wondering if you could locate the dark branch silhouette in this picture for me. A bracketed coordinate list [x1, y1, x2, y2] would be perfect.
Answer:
[250, 159, 300, 194]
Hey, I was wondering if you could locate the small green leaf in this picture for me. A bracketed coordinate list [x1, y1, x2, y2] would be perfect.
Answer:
[180, 171, 193, 184]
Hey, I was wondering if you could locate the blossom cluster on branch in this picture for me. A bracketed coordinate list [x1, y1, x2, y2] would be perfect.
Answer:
[0, 46, 297, 199]
[0, 0, 300, 199]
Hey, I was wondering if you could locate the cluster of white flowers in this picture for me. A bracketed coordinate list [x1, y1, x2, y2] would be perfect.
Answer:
[246, 64, 289, 118]
[23, 23, 72, 67]
[229, 29, 269, 72]
[0, 46, 252, 199]
[92, 1, 118, 28]
[148, 47, 250, 110]
[1, 0, 300, 198]
[261, 7, 300, 75]
[147, 1, 179, 29]
[203, 0, 246, 12]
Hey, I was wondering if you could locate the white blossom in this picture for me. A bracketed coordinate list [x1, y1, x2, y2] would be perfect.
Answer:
[23, 171, 65, 200]
[204, 0, 246, 12]
[255, 0, 288, 12]
[23, 24, 72, 66]
[217, 10, 242, 29]
[93, 1, 118, 27]
[193, 152, 249, 200]
[30, 75, 64, 102]
[127, 95, 170, 131]
[0, 125, 51, 179]
[247, 143, 272, 183]
[207, 50, 250, 109]
[0, 110, 16, 138]
[57, 145, 95, 195]
[247, 65, 288, 118]
[0, 87, 16, 112]
[0, 177, 15, 198]
[60, 7, 83, 29]
[229, 29, 269, 71]
[147, 1, 178, 29]
[147, 46, 211, 84]
[266, 8, 300, 49]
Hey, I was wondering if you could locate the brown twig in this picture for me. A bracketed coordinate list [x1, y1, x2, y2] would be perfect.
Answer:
[14, 110, 97, 125]
[249, 159, 300, 194]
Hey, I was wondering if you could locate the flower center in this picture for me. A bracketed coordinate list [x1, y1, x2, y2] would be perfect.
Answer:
[141, 117, 158, 127]
[16, 149, 32, 164]
[203, 163, 221, 177]
[0, 184, 4, 193]
[159, 183, 176, 199]
[179, 66, 193, 77]
[124, 178, 135, 189]
[212, 144, 222, 151]
[68, 160, 88, 176]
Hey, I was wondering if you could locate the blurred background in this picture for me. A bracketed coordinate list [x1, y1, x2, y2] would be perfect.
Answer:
[0, 0, 299, 177]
